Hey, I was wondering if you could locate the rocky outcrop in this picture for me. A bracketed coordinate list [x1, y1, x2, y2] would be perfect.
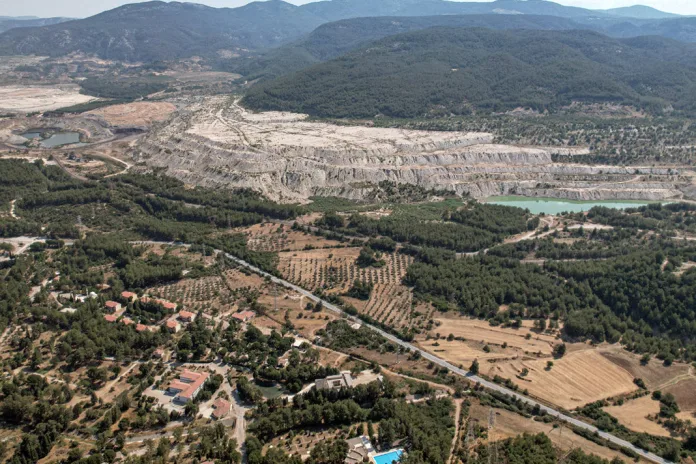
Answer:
[135, 97, 691, 203]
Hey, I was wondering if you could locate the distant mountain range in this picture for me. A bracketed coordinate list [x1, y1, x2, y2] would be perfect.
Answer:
[0, 0, 690, 62]
[0, 1, 325, 61]
[599, 5, 680, 19]
[0, 16, 72, 34]
[242, 28, 696, 118]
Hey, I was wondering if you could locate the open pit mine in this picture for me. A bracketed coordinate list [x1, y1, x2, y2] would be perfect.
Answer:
[135, 97, 690, 203]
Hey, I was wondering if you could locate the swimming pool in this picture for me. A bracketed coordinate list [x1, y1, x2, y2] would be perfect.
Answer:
[373, 449, 403, 464]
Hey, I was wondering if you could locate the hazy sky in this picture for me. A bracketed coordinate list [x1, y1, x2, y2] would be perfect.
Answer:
[2, 0, 695, 19]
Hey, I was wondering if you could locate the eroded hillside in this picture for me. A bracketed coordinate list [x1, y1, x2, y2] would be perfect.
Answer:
[135, 96, 688, 203]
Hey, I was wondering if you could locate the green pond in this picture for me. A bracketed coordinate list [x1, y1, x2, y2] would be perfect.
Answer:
[485, 196, 660, 215]
[254, 382, 287, 399]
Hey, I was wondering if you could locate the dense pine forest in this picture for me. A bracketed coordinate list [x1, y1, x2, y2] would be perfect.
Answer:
[243, 28, 696, 118]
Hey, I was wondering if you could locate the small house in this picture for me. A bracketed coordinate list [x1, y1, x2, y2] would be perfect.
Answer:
[105, 301, 122, 313]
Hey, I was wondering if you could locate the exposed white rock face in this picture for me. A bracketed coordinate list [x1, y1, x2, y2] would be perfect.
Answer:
[135, 97, 688, 203]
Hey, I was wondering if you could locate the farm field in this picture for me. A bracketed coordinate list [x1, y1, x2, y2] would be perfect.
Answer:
[344, 283, 431, 330]
[429, 316, 559, 355]
[277, 247, 412, 293]
[603, 395, 671, 437]
[485, 350, 638, 410]
[599, 349, 693, 391]
[148, 275, 233, 315]
[664, 377, 696, 415]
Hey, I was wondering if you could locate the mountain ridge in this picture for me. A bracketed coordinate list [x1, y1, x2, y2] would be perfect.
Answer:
[0, 0, 689, 62]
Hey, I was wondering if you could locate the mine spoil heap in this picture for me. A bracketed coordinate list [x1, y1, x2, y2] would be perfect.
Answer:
[135, 97, 686, 203]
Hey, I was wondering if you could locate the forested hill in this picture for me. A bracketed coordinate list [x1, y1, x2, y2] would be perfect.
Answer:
[229, 14, 585, 81]
[0, 1, 326, 62]
[242, 28, 696, 119]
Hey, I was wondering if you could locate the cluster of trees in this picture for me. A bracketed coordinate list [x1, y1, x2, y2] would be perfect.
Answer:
[448, 203, 529, 236]
[79, 77, 170, 99]
[588, 203, 696, 234]
[0, 374, 73, 463]
[345, 279, 373, 300]
[404, 254, 600, 318]
[469, 433, 626, 464]
[248, 378, 453, 464]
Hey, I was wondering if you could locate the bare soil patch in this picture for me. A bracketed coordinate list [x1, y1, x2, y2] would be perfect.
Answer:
[88, 101, 176, 127]
[240, 223, 342, 252]
[417, 339, 509, 366]
[664, 378, 696, 412]
[603, 395, 672, 437]
[0, 85, 95, 113]
[431, 316, 558, 355]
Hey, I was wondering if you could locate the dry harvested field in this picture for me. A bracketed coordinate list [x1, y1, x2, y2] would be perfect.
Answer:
[278, 247, 412, 293]
[88, 101, 176, 127]
[486, 350, 638, 410]
[603, 395, 671, 437]
[468, 403, 641, 463]
[239, 222, 342, 252]
[429, 316, 559, 355]
[599, 349, 692, 390]
[664, 377, 696, 413]
[0, 85, 95, 113]
[419, 339, 508, 365]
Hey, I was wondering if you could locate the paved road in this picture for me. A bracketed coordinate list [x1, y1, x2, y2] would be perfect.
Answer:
[220, 252, 672, 464]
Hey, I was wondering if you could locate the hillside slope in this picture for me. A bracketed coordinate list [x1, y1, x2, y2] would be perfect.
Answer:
[242, 28, 696, 118]
[231, 14, 586, 81]
[0, 1, 324, 61]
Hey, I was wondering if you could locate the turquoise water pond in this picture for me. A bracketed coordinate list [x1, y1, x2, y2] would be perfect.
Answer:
[485, 196, 659, 215]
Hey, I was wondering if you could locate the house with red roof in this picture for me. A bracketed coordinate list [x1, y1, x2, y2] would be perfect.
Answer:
[105, 301, 122, 313]
[231, 311, 256, 323]
[178, 310, 195, 323]
[166, 320, 181, 333]
[136, 323, 148, 332]
[121, 291, 138, 302]
[167, 369, 209, 403]
[121, 317, 134, 326]
[104, 314, 117, 323]
[161, 301, 178, 311]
